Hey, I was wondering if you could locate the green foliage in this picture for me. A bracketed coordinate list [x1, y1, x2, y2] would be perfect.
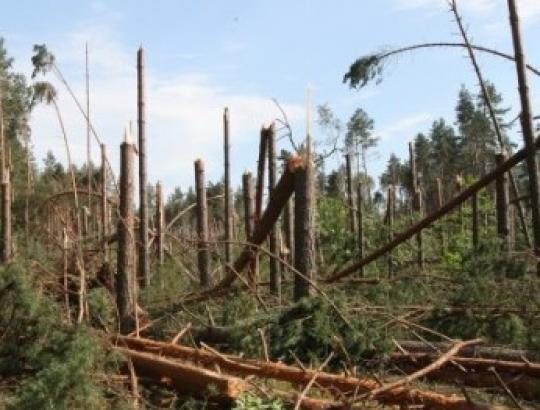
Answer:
[232, 393, 284, 410]
[317, 197, 355, 267]
[0, 265, 124, 409]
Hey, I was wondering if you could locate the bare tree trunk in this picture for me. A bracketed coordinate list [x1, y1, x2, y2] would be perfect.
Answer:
[0, 178, 11, 263]
[255, 129, 268, 222]
[283, 198, 294, 268]
[242, 172, 257, 288]
[223, 108, 232, 273]
[155, 181, 164, 266]
[495, 153, 510, 251]
[357, 181, 364, 276]
[62, 228, 71, 324]
[25, 129, 31, 242]
[472, 191, 479, 251]
[266, 125, 280, 299]
[137, 47, 150, 287]
[507, 0, 540, 273]
[293, 156, 315, 301]
[345, 153, 357, 235]
[117, 141, 136, 334]
[195, 159, 211, 287]
[100, 144, 109, 262]
[387, 185, 394, 278]
[409, 142, 423, 269]
[85, 43, 92, 233]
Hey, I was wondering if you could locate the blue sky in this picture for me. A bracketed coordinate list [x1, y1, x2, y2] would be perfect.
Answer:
[1, 0, 539, 198]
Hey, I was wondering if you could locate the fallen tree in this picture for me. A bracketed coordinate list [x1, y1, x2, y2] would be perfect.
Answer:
[115, 336, 508, 410]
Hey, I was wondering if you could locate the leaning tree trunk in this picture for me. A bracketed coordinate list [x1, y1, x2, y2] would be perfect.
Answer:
[195, 159, 211, 287]
[137, 47, 150, 287]
[266, 125, 280, 299]
[117, 140, 136, 334]
[507, 0, 540, 273]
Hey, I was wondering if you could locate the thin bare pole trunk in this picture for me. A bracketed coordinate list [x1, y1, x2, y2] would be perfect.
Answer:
[223, 108, 232, 272]
[387, 185, 394, 278]
[100, 144, 109, 261]
[242, 172, 257, 288]
[117, 140, 136, 334]
[409, 142, 423, 269]
[495, 153, 510, 251]
[267, 125, 280, 299]
[85, 43, 92, 233]
[137, 47, 150, 287]
[195, 159, 211, 287]
[507, 0, 540, 273]
[155, 181, 164, 266]
[345, 152, 356, 235]
[357, 181, 364, 276]
[0, 83, 4, 190]
[24, 129, 31, 242]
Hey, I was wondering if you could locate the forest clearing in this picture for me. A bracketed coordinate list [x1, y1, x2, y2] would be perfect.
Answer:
[1, 0, 540, 409]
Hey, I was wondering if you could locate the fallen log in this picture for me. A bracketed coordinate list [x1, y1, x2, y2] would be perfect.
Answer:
[118, 348, 246, 401]
[391, 352, 540, 378]
[395, 340, 536, 362]
[116, 336, 507, 410]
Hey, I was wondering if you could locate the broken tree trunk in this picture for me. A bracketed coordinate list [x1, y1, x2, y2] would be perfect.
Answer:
[242, 172, 257, 288]
[495, 153, 510, 250]
[507, 0, 540, 274]
[183, 157, 302, 302]
[409, 142, 423, 269]
[117, 141, 135, 334]
[327, 136, 540, 282]
[223, 107, 232, 272]
[194, 159, 211, 288]
[266, 125, 280, 299]
[155, 181, 164, 266]
[294, 155, 315, 300]
[283, 197, 294, 270]
[137, 47, 150, 287]
[386, 185, 394, 278]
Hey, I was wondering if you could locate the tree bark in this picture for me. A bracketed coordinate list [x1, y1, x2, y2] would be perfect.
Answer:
[495, 153, 510, 250]
[266, 125, 280, 298]
[472, 191, 479, 250]
[100, 144, 110, 262]
[137, 47, 150, 287]
[242, 172, 257, 288]
[223, 108, 232, 272]
[356, 181, 364, 276]
[117, 141, 135, 334]
[0, 179, 11, 263]
[255, 128, 268, 222]
[294, 157, 315, 300]
[345, 153, 356, 236]
[195, 159, 211, 287]
[155, 181, 164, 266]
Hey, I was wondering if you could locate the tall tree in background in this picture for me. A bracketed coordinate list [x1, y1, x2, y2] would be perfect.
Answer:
[345, 108, 379, 201]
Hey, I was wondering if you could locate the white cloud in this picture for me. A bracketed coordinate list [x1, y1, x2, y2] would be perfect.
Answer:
[376, 112, 432, 140]
[27, 25, 303, 195]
